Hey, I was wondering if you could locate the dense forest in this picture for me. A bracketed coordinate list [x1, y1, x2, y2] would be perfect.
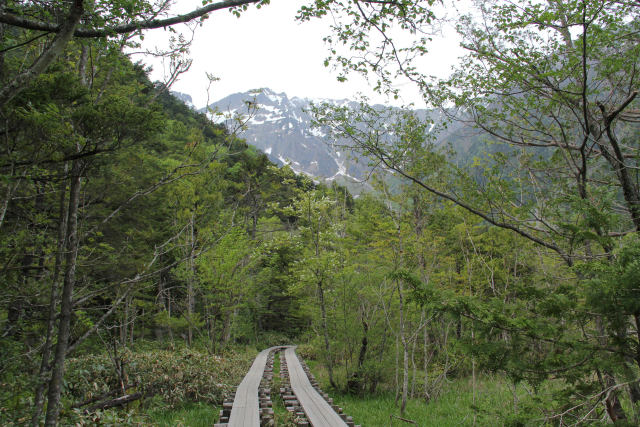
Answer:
[1, 0, 639, 425]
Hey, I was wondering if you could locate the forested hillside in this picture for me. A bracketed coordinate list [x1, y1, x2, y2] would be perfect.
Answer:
[1, 0, 639, 426]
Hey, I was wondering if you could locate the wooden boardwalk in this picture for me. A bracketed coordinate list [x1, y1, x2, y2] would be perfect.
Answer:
[227, 347, 275, 427]
[284, 347, 348, 427]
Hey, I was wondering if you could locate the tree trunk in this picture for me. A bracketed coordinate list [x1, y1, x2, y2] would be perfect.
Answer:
[423, 310, 430, 402]
[187, 281, 193, 346]
[85, 392, 143, 412]
[44, 159, 83, 426]
[120, 296, 129, 345]
[187, 214, 196, 346]
[31, 163, 69, 427]
[394, 333, 400, 405]
[222, 309, 233, 344]
[597, 110, 640, 232]
[0, 163, 20, 229]
[627, 314, 640, 420]
[0, 0, 5, 84]
[154, 274, 165, 340]
[129, 303, 135, 347]
[317, 279, 336, 388]
[167, 288, 174, 342]
[410, 333, 417, 399]
[603, 370, 626, 422]
[0, 0, 85, 107]
[371, 313, 388, 394]
[397, 279, 409, 415]
[594, 317, 626, 421]
[347, 320, 368, 393]
[401, 337, 409, 415]
[472, 327, 477, 425]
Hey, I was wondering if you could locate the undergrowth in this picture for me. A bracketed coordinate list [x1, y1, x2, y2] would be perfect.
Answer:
[305, 359, 550, 426]
[59, 341, 256, 425]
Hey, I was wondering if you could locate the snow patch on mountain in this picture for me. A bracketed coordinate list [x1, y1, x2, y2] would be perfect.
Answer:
[277, 154, 289, 165]
[308, 127, 326, 138]
[266, 92, 285, 104]
[171, 91, 195, 108]
[200, 88, 446, 192]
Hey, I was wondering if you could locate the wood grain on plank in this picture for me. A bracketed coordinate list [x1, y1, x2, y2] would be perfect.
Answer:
[228, 347, 273, 427]
[285, 347, 347, 427]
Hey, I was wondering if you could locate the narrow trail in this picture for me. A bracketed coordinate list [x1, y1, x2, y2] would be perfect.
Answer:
[217, 345, 357, 426]
[216, 346, 284, 427]
[228, 347, 272, 426]
[283, 346, 349, 426]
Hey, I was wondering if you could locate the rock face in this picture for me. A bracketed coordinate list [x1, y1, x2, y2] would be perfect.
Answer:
[204, 88, 376, 183]
[171, 91, 195, 109]
[198, 88, 477, 190]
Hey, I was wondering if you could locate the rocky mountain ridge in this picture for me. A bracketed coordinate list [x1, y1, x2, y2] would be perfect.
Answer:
[172, 88, 479, 190]
[204, 88, 368, 184]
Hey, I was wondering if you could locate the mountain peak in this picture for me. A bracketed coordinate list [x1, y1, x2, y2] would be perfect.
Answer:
[204, 88, 368, 187]
[170, 91, 194, 108]
[246, 88, 289, 105]
[199, 88, 453, 194]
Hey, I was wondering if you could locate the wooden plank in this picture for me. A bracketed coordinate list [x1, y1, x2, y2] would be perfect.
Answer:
[228, 347, 274, 427]
[285, 347, 347, 427]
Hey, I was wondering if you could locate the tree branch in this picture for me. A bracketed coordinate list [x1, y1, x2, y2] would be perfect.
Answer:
[0, 0, 84, 107]
[0, 0, 262, 38]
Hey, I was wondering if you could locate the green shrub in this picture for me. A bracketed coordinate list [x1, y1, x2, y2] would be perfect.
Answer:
[255, 331, 292, 348]
[65, 346, 255, 409]
[295, 343, 317, 360]
[66, 408, 147, 426]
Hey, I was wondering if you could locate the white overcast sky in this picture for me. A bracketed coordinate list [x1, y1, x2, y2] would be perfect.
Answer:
[138, 1, 465, 109]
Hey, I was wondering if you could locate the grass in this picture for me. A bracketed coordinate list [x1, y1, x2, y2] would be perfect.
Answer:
[123, 346, 638, 426]
[325, 378, 525, 427]
[147, 401, 219, 427]
[148, 349, 298, 427]
[305, 361, 535, 426]
[271, 351, 297, 426]
[142, 347, 553, 426]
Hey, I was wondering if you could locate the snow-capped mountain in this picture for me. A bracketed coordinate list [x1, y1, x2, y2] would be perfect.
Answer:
[204, 88, 368, 184]
[194, 88, 480, 191]
[171, 91, 195, 109]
